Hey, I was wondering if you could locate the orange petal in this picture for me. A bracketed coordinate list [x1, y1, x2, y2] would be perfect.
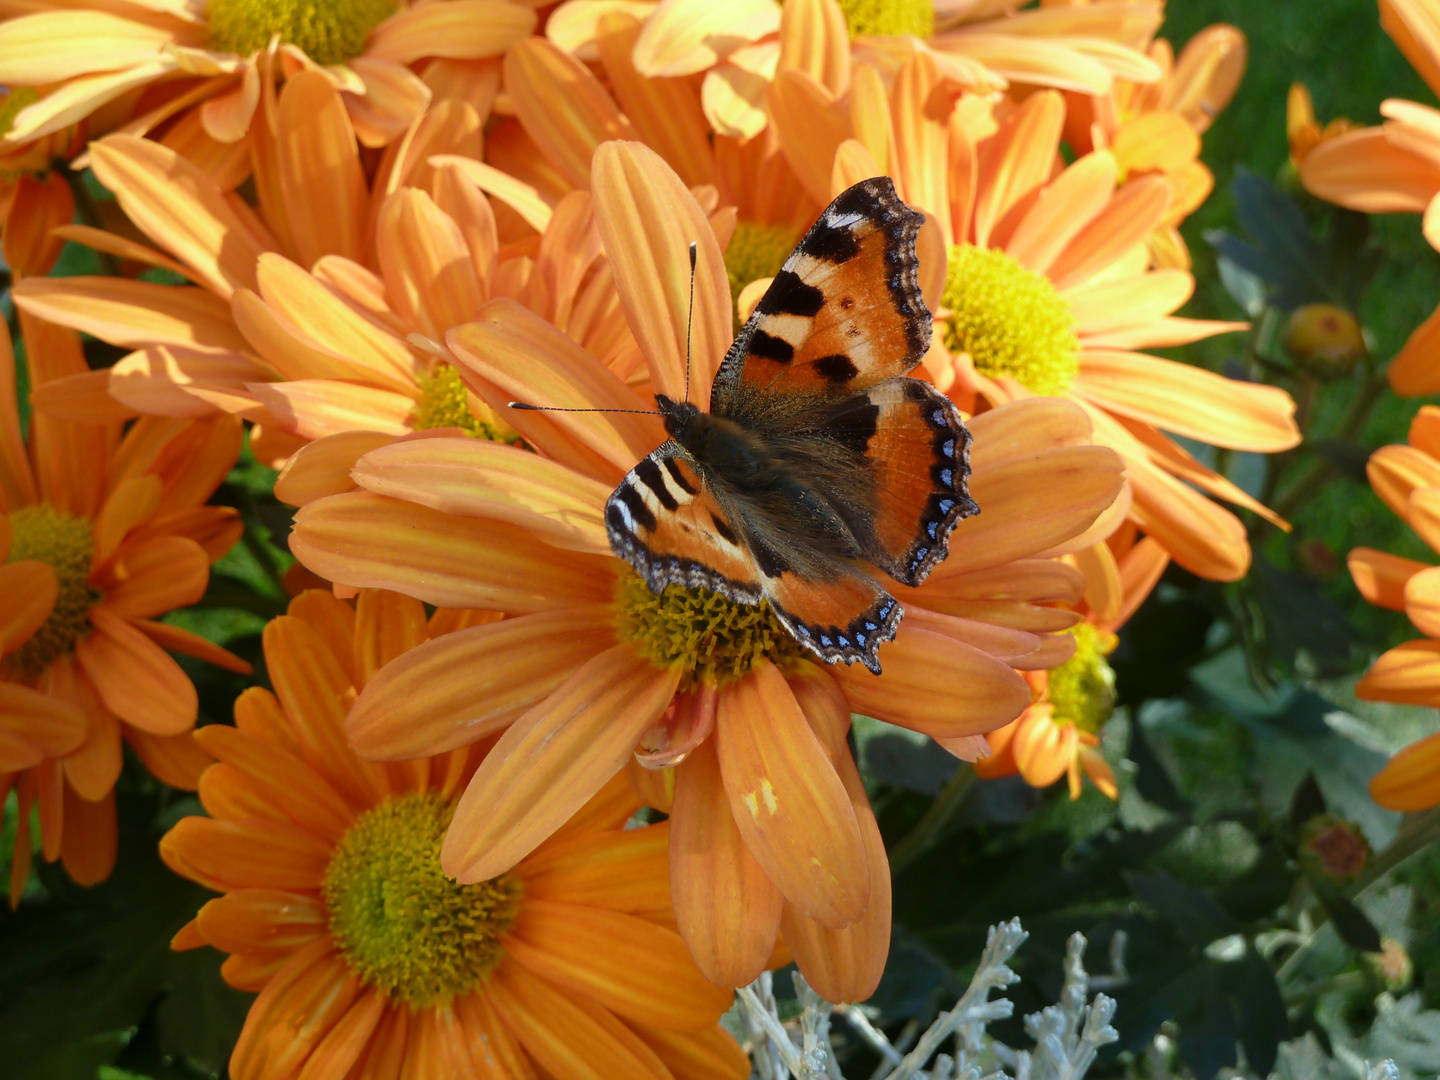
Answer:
[1369, 444, 1440, 520]
[274, 431, 395, 507]
[229, 942, 361, 1080]
[195, 889, 327, 954]
[486, 961, 672, 1080]
[442, 645, 680, 883]
[274, 70, 368, 268]
[629, 1025, 750, 1080]
[99, 536, 208, 618]
[1371, 730, 1440, 811]
[1357, 639, 1440, 706]
[248, 379, 415, 441]
[505, 898, 733, 1030]
[1047, 174, 1171, 292]
[1301, 127, 1440, 214]
[89, 134, 274, 299]
[290, 491, 616, 611]
[1389, 302, 1440, 397]
[375, 188, 484, 341]
[669, 735, 783, 986]
[1074, 351, 1298, 452]
[4, 171, 73, 277]
[631, 0, 779, 76]
[0, 680, 86, 766]
[124, 726, 215, 790]
[713, 662, 867, 928]
[75, 609, 196, 735]
[367, 0, 536, 64]
[779, 748, 890, 1003]
[348, 606, 617, 761]
[518, 820, 672, 919]
[635, 682, 718, 768]
[135, 619, 252, 676]
[889, 51, 951, 243]
[768, 69, 851, 206]
[161, 816, 332, 893]
[591, 140, 732, 403]
[293, 990, 388, 1080]
[350, 436, 611, 555]
[60, 786, 117, 886]
[13, 277, 251, 353]
[0, 560, 57, 657]
[1006, 151, 1117, 275]
[194, 724, 355, 842]
[1012, 708, 1077, 788]
[1406, 566, 1440, 637]
[966, 396, 1095, 467]
[835, 622, 1030, 738]
[973, 90, 1066, 249]
[1350, 547, 1426, 611]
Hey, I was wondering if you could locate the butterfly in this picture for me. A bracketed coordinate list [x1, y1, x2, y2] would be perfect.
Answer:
[604, 177, 978, 675]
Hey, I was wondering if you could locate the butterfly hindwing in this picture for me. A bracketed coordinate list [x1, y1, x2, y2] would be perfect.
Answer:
[605, 442, 762, 605]
[760, 568, 901, 676]
[712, 176, 930, 416]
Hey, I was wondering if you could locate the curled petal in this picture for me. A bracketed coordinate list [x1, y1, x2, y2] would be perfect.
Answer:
[1371, 730, 1440, 812]
[1357, 639, 1440, 707]
[1350, 547, 1427, 611]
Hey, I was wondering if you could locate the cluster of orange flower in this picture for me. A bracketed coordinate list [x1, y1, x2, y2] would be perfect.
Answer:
[11, 0, 1413, 1074]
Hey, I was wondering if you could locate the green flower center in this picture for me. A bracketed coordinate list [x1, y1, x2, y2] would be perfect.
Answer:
[1046, 623, 1116, 735]
[3, 505, 97, 680]
[322, 794, 521, 1009]
[616, 569, 807, 689]
[837, 0, 933, 39]
[0, 88, 38, 140]
[942, 244, 1080, 396]
[207, 0, 398, 65]
[724, 222, 799, 329]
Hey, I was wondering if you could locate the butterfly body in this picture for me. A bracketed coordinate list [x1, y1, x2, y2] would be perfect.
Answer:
[607, 178, 978, 674]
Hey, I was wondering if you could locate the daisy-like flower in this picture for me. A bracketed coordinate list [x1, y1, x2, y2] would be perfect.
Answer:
[768, 54, 1299, 582]
[1062, 23, 1247, 268]
[1, 312, 248, 896]
[281, 140, 1127, 1001]
[163, 586, 745, 1080]
[1299, 0, 1440, 398]
[12, 71, 573, 463]
[1348, 405, 1440, 811]
[0, 0, 535, 153]
[548, 0, 1163, 141]
[975, 529, 1169, 799]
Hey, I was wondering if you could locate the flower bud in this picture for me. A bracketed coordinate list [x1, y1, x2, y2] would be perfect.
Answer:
[1283, 303, 1365, 378]
[1301, 815, 1370, 881]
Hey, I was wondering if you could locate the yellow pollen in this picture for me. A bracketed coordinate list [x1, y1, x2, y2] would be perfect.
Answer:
[942, 244, 1080, 396]
[615, 569, 807, 689]
[724, 222, 799, 329]
[1046, 623, 1117, 736]
[3, 505, 97, 679]
[207, 0, 398, 65]
[0, 88, 38, 139]
[413, 363, 517, 442]
[836, 0, 933, 39]
[322, 794, 521, 1008]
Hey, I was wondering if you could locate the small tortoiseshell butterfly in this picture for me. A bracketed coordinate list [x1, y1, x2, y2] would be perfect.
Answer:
[605, 177, 978, 674]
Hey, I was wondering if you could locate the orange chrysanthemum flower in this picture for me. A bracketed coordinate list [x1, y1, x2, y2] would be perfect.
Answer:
[0, 0, 534, 153]
[163, 587, 746, 1080]
[975, 529, 1169, 799]
[280, 140, 1126, 1001]
[14, 71, 573, 464]
[1063, 23, 1247, 268]
[1349, 406, 1440, 811]
[765, 55, 1299, 582]
[1, 312, 249, 896]
[548, 0, 1163, 141]
[1299, 0, 1440, 398]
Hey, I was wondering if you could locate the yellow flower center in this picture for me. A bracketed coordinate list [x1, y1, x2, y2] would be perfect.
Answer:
[207, 0, 398, 65]
[836, 0, 933, 38]
[942, 244, 1080, 397]
[1046, 623, 1117, 735]
[322, 793, 521, 1009]
[724, 222, 799, 329]
[3, 505, 97, 680]
[0, 88, 38, 139]
[413, 364, 488, 437]
[616, 569, 807, 689]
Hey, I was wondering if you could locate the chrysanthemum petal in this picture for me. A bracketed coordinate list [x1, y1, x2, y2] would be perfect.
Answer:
[367, 0, 536, 63]
[1301, 127, 1440, 214]
[1389, 302, 1440, 396]
[292, 491, 616, 611]
[76, 609, 196, 735]
[195, 889, 327, 955]
[0, 680, 85, 762]
[631, 0, 779, 76]
[89, 134, 275, 298]
[161, 817, 332, 893]
[506, 898, 733, 1030]
[1065, 269, 1191, 333]
[713, 661, 867, 928]
[125, 726, 215, 790]
[99, 535, 208, 618]
[936, 445, 1126, 575]
[0, 11, 173, 84]
[194, 725, 355, 841]
[273, 71, 368, 268]
[60, 786, 117, 886]
[348, 606, 617, 760]
[1369, 444, 1440, 519]
[836, 623, 1030, 738]
[778, 749, 889, 1004]
[1358, 638, 1440, 706]
[1046, 175, 1171, 292]
[229, 942, 360, 1080]
[376, 189, 484, 341]
[1075, 350, 1298, 452]
[591, 141, 732, 403]
[350, 437, 612, 555]
[1350, 547, 1427, 611]
[249, 379, 414, 441]
[629, 1025, 750, 1080]
[518, 820, 672, 918]
[13, 278, 250, 352]
[966, 396, 1095, 468]
[442, 644, 679, 883]
[768, 69, 851, 205]
[669, 735, 783, 986]
[487, 960, 673, 1080]
[274, 431, 394, 507]
[293, 989, 387, 1080]
[1371, 729, 1440, 811]
[1005, 150, 1117, 275]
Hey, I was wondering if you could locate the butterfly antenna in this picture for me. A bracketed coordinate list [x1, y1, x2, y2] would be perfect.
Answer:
[684, 241, 697, 405]
[508, 402, 661, 415]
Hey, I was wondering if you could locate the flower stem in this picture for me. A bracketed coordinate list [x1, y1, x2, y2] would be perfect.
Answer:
[888, 765, 976, 874]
